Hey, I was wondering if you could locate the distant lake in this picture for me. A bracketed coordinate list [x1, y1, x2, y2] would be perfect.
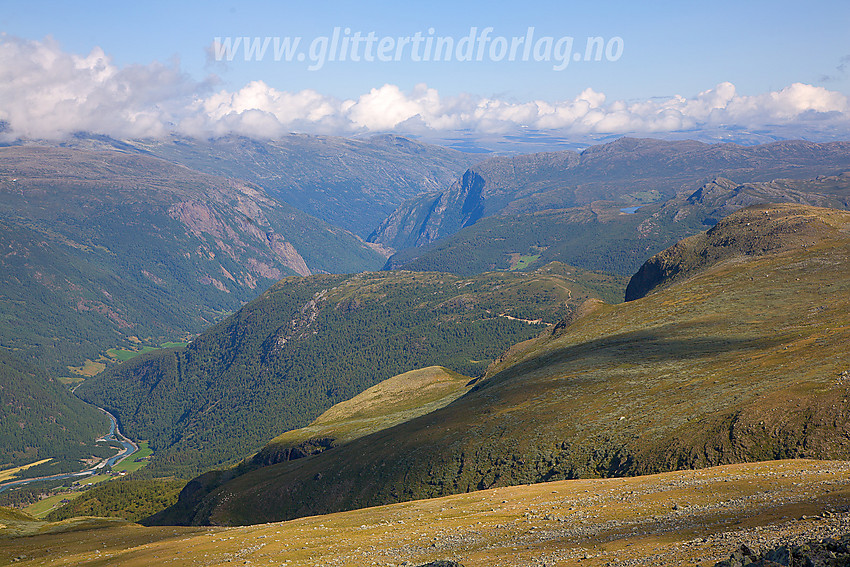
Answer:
[620, 206, 642, 214]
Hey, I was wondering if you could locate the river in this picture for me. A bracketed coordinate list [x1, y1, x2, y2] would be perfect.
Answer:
[0, 409, 138, 494]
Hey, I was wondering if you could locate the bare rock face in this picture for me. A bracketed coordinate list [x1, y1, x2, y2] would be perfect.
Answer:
[265, 234, 310, 277]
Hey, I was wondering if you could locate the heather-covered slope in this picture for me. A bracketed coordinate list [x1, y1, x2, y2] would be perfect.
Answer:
[169, 204, 850, 526]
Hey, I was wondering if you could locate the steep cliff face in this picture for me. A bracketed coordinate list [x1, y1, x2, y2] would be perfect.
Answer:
[369, 169, 488, 250]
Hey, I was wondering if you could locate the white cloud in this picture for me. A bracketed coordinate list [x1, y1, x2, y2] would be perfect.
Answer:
[0, 35, 211, 140]
[1, 36, 848, 143]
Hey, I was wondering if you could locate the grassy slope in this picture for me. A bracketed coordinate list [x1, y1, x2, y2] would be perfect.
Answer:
[262, 366, 473, 454]
[3, 460, 850, 566]
[176, 204, 850, 526]
[77, 264, 626, 478]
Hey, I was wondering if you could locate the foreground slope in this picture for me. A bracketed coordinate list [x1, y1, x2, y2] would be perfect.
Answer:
[149, 366, 473, 525]
[175, 204, 850, 525]
[77, 264, 625, 477]
[4, 460, 850, 566]
[0, 146, 384, 371]
[0, 351, 109, 472]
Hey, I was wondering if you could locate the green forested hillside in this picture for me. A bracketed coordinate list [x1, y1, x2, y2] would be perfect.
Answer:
[161, 204, 850, 526]
[0, 146, 384, 372]
[385, 203, 666, 276]
[45, 479, 186, 523]
[76, 264, 627, 478]
[0, 351, 109, 471]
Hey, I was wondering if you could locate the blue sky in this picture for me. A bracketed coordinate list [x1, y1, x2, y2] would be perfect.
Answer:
[1, 0, 849, 143]
[3, 0, 847, 101]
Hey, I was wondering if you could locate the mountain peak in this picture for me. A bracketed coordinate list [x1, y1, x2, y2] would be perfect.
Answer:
[625, 203, 850, 300]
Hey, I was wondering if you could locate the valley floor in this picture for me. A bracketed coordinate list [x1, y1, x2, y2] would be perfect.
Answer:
[3, 459, 850, 566]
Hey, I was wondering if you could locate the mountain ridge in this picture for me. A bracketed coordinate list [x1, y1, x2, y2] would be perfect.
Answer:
[384, 170, 850, 277]
[76, 263, 626, 478]
[370, 138, 850, 253]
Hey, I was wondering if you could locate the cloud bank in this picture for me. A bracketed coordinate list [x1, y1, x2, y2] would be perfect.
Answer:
[1, 36, 849, 142]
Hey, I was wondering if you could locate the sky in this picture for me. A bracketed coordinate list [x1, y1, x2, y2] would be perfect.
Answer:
[1, 0, 849, 145]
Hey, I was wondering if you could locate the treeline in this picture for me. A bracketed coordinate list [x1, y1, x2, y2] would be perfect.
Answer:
[45, 478, 186, 523]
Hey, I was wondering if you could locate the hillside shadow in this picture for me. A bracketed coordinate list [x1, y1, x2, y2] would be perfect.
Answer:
[479, 322, 785, 390]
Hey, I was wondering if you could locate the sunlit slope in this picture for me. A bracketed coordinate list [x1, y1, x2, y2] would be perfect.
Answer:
[148, 366, 474, 525]
[258, 366, 474, 461]
[4, 460, 850, 567]
[177, 204, 850, 525]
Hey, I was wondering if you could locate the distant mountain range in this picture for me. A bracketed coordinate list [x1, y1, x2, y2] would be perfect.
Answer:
[157, 204, 850, 526]
[384, 171, 850, 276]
[373, 138, 850, 279]
[43, 133, 477, 237]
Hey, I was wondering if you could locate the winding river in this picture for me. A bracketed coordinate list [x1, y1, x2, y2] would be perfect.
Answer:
[0, 409, 138, 494]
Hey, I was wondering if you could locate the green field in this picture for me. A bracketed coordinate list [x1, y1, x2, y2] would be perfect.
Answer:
[508, 254, 540, 271]
[24, 491, 84, 518]
[113, 442, 152, 474]
[107, 343, 188, 362]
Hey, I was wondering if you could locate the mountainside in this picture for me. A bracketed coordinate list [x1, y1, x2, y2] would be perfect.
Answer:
[167, 204, 850, 526]
[76, 264, 627, 478]
[0, 146, 384, 372]
[0, 351, 109, 471]
[60, 133, 476, 237]
[370, 138, 850, 252]
[386, 171, 850, 277]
